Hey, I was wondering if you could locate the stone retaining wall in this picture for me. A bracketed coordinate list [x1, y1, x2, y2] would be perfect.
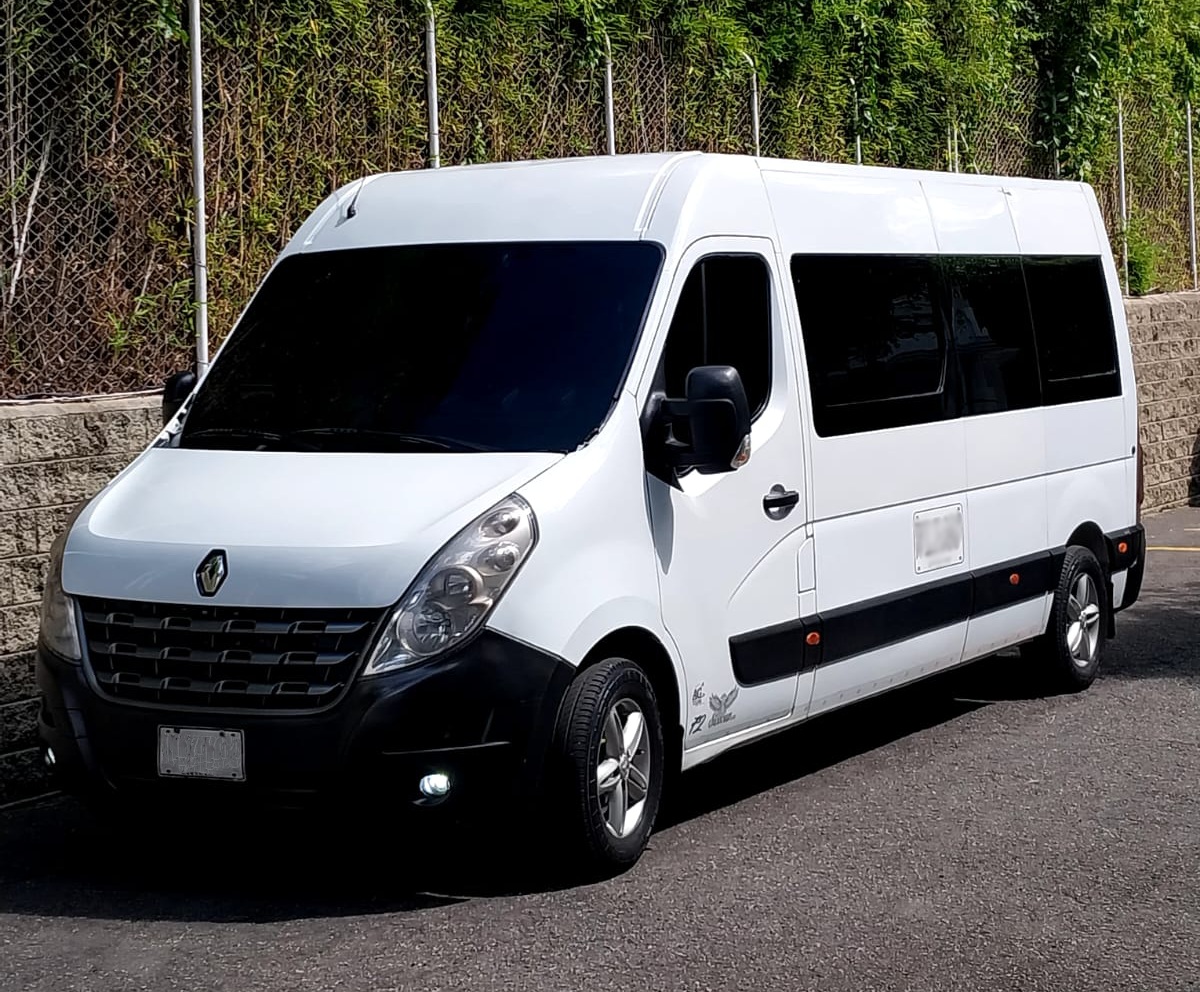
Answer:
[2, 292, 1200, 805]
[0, 395, 160, 805]
[1126, 292, 1200, 510]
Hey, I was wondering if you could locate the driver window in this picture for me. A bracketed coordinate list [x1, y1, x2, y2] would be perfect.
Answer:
[661, 254, 773, 418]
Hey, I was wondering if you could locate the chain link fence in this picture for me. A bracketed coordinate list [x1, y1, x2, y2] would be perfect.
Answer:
[1122, 92, 1192, 294]
[955, 66, 1054, 179]
[3, 1, 193, 398]
[2, 1, 1198, 399]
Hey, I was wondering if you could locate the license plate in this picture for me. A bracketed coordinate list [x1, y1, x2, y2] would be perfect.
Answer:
[158, 727, 245, 781]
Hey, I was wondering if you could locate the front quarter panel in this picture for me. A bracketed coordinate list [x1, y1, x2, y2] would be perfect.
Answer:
[487, 395, 679, 679]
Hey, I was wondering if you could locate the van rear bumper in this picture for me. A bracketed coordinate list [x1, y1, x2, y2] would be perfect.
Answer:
[1111, 523, 1146, 613]
[36, 631, 575, 816]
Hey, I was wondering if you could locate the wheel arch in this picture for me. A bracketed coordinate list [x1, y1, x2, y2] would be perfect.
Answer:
[1066, 520, 1118, 636]
[1066, 521, 1111, 575]
[579, 626, 683, 770]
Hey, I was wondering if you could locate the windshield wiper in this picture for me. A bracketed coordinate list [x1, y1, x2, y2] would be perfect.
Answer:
[285, 428, 494, 453]
[181, 427, 285, 448]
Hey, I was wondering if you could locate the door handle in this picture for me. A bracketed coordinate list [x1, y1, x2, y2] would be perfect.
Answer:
[763, 485, 800, 517]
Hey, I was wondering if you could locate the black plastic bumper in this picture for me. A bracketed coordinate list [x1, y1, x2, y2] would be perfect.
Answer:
[37, 630, 574, 814]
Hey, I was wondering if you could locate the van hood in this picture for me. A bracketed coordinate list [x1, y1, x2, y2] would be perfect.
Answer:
[62, 447, 561, 608]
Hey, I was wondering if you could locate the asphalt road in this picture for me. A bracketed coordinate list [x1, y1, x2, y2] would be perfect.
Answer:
[3, 511, 1200, 992]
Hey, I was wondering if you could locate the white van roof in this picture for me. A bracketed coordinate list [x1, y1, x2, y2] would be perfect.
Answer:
[284, 152, 1101, 257]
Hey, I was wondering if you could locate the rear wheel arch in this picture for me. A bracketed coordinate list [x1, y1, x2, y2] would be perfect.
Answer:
[1067, 521, 1110, 575]
[1064, 521, 1117, 636]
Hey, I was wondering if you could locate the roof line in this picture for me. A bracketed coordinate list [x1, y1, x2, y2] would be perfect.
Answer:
[634, 151, 702, 237]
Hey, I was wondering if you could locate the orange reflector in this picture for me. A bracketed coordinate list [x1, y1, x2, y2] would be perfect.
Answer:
[1118, 541, 1129, 554]
[1009, 573, 1020, 586]
[805, 631, 821, 646]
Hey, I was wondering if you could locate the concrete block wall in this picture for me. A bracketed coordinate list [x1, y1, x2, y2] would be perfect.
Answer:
[0, 394, 160, 805]
[2, 292, 1200, 806]
[1126, 292, 1200, 511]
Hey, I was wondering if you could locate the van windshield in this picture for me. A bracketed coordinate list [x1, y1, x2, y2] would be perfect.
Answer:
[178, 242, 662, 453]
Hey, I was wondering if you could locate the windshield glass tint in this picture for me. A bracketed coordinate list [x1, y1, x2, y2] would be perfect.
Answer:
[179, 242, 662, 452]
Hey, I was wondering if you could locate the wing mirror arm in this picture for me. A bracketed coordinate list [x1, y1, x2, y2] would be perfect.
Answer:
[162, 370, 198, 427]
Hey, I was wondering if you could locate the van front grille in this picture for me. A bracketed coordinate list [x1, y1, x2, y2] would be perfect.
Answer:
[78, 597, 383, 712]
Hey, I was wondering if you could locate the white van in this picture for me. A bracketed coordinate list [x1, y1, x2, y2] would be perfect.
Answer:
[37, 153, 1145, 870]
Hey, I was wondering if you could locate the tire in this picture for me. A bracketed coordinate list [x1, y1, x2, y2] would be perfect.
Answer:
[551, 658, 664, 873]
[1024, 546, 1108, 692]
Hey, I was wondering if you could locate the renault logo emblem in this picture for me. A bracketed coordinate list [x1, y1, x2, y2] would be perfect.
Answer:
[196, 549, 228, 597]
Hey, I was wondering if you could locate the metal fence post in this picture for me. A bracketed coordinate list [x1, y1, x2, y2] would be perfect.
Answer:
[187, 0, 209, 374]
[1189, 100, 1197, 291]
[1118, 96, 1129, 294]
[1051, 75, 1061, 177]
[425, 2, 440, 168]
[852, 79, 862, 165]
[603, 31, 615, 155]
[742, 52, 760, 157]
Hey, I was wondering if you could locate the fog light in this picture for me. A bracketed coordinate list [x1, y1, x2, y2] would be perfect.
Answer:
[43, 747, 56, 769]
[418, 772, 451, 798]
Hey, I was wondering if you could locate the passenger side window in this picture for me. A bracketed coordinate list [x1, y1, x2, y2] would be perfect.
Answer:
[943, 256, 1041, 415]
[791, 255, 950, 436]
[662, 255, 772, 418]
[1023, 256, 1121, 405]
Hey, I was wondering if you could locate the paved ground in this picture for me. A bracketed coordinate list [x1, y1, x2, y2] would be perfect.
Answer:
[3, 511, 1200, 992]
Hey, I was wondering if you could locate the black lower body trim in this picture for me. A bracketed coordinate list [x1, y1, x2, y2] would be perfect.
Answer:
[819, 572, 973, 667]
[730, 529, 1135, 687]
[731, 619, 821, 686]
[972, 551, 1057, 617]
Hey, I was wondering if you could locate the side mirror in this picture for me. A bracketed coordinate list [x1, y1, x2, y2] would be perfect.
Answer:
[162, 370, 197, 427]
[662, 365, 752, 474]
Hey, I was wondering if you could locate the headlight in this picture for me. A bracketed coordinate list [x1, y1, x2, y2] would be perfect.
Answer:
[362, 495, 538, 676]
[40, 529, 81, 661]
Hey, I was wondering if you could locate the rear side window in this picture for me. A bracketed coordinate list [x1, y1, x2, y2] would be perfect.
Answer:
[1023, 256, 1121, 404]
[944, 256, 1041, 415]
[791, 255, 950, 436]
[662, 255, 772, 417]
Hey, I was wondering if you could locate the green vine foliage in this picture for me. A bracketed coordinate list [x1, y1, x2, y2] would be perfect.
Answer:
[1126, 209, 1162, 294]
[5, 0, 1200, 395]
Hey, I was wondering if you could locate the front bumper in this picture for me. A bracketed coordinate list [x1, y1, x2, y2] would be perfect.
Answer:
[37, 630, 574, 814]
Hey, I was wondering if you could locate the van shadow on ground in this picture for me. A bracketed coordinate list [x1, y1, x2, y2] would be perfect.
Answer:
[0, 585, 1193, 925]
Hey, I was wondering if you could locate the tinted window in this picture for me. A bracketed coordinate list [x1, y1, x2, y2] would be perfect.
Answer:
[662, 255, 772, 416]
[180, 242, 662, 453]
[944, 256, 1040, 415]
[792, 255, 950, 436]
[1024, 256, 1120, 404]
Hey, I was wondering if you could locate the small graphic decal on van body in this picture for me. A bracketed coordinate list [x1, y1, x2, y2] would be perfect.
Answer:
[708, 687, 739, 728]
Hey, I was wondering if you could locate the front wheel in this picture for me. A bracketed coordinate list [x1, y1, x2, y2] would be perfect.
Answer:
[551, 658, 664, 873]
